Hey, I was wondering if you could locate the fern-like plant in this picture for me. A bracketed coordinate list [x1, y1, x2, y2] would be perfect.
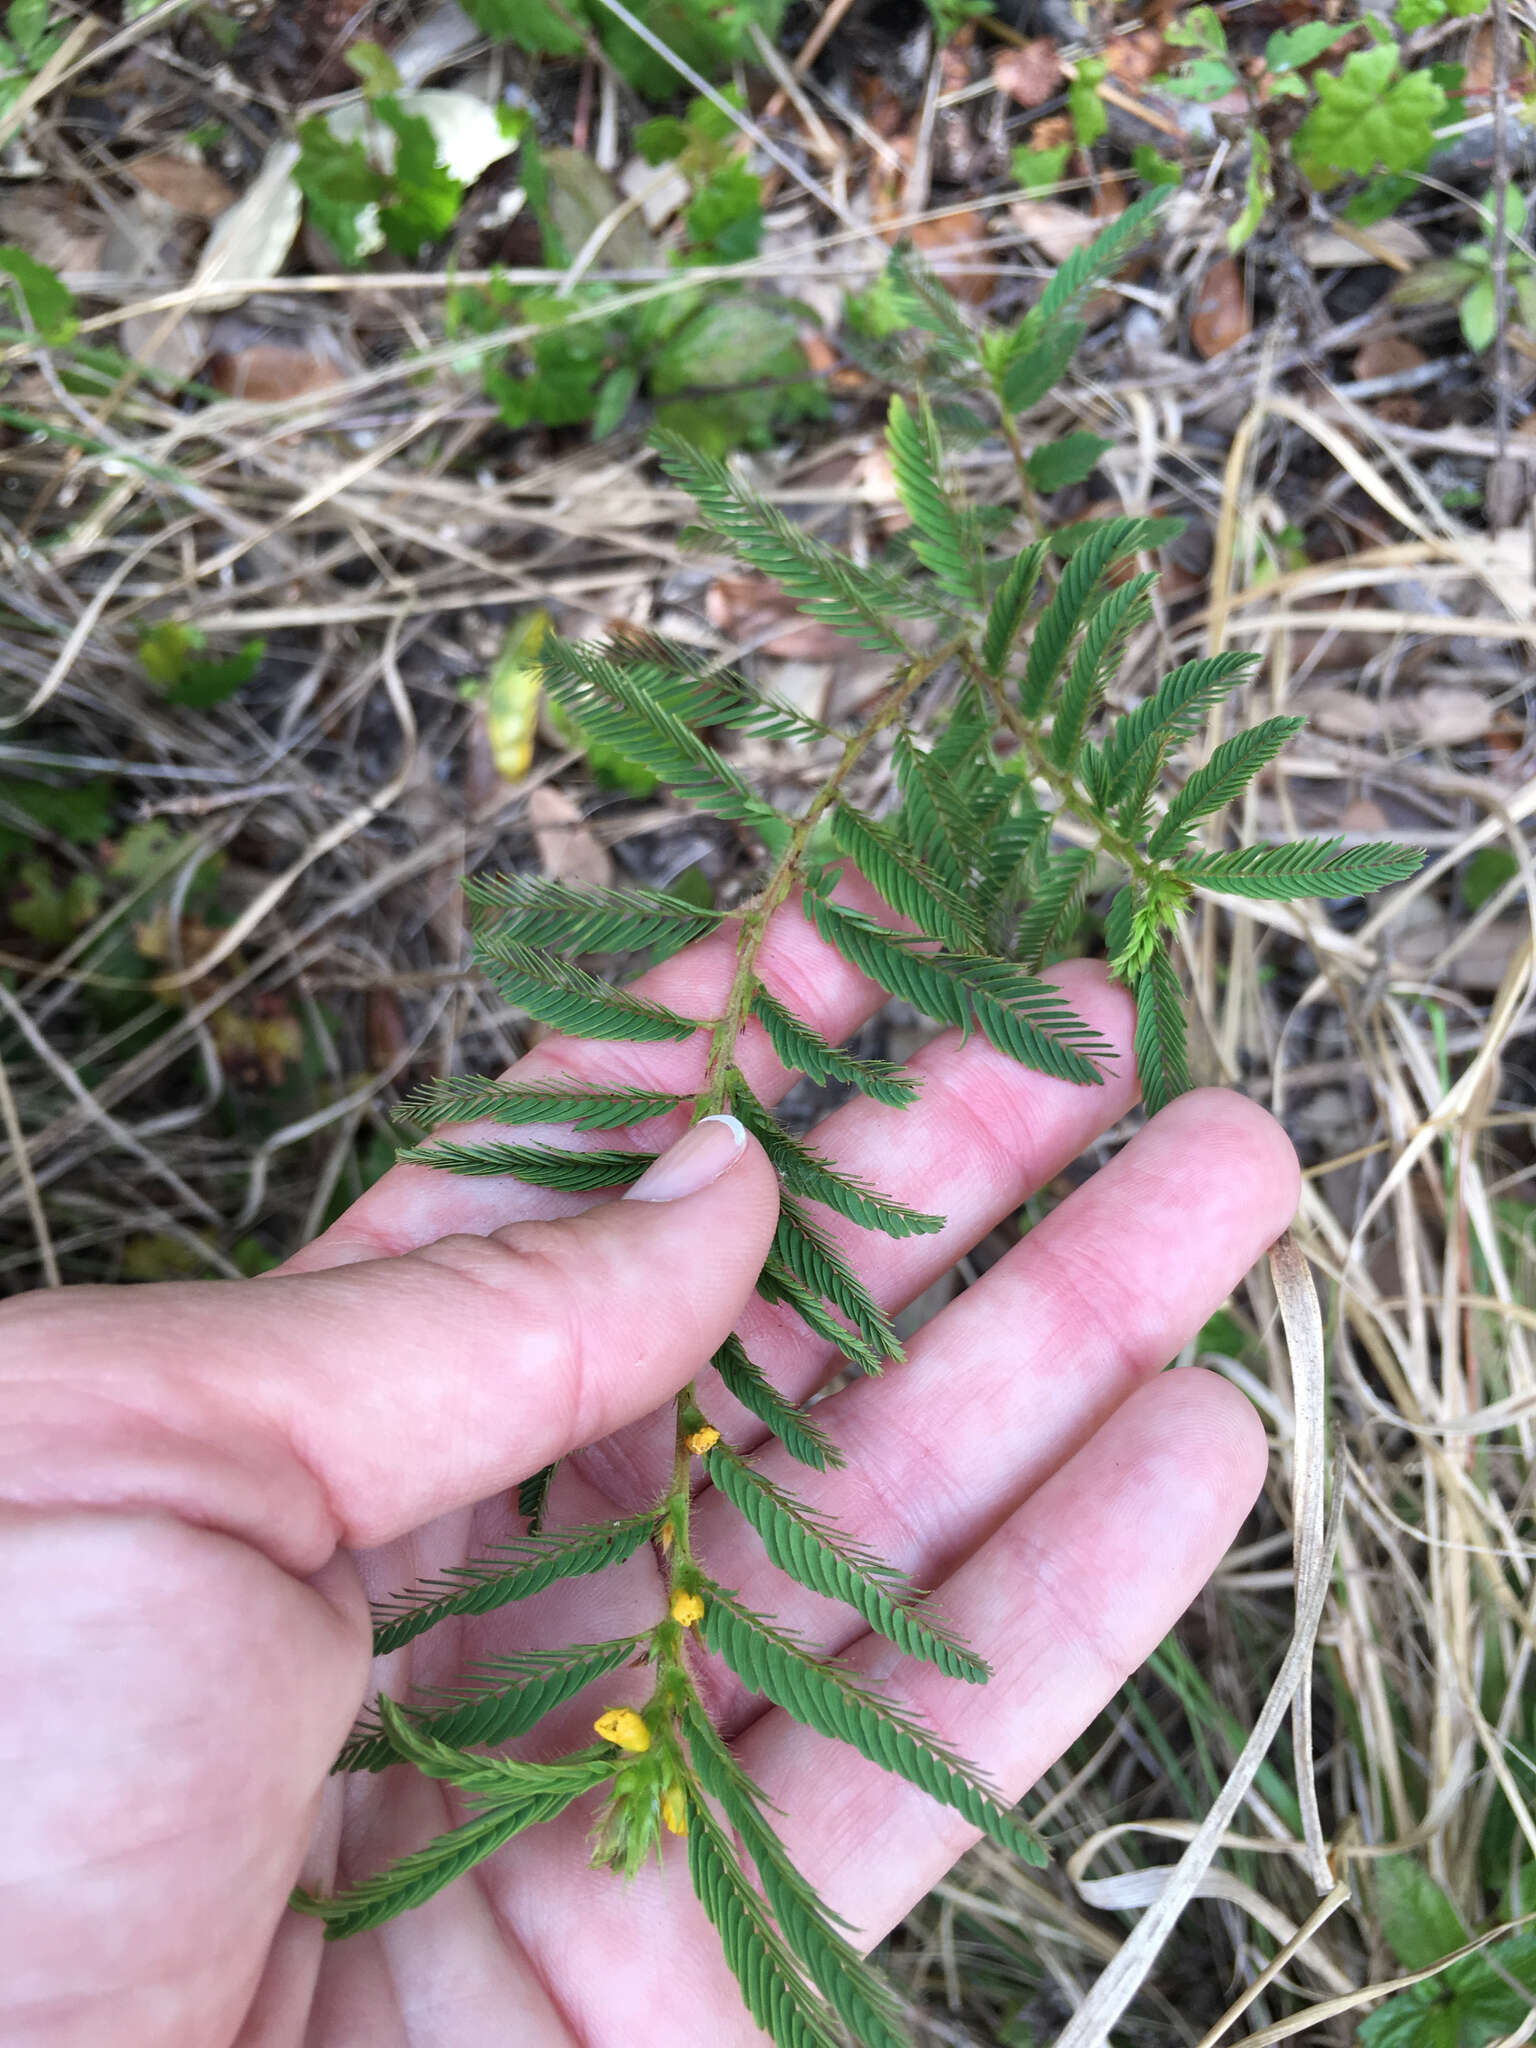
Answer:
[292, 195, 1420, 2044]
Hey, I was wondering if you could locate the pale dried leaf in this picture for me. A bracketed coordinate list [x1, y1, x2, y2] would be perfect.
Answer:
[122, 153, 235, 219]
[1009, 198, 1099, 265]
[992, 39, 1064, 109]
[528, 785, 612, 890]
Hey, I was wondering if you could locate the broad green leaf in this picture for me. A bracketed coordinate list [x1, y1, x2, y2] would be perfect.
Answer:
[462, 0, 588, 53]
[1295, 48, 1447, 182]
[0, 244, 75, 342]
[651, 296, 820, 454]
[1374, 1855, 1468, 1969]
[1026, 431, 1112, 492]
[1265, 21, 1353, 71]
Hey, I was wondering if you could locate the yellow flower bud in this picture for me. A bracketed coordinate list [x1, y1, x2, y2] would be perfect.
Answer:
[659, 1520, 675, 1553]
[593, 1707, 650, 1753]
[670, 1588, 705, 1628]
[660, 1782, 689, 1835]
[684, 1425, 720, 1455]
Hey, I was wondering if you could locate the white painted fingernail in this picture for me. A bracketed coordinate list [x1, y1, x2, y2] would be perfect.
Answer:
[622, 1114, 747, 1202]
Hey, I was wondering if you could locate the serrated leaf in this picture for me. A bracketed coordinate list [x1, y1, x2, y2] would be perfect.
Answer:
[702, 1587, 1046, 1864]
[705, 1445, 988, 1681]
[1146, 715, 1304, 857]
[885, 393, 984, 605]
[371, 1514, 655, 1654]
[1174, 837, 1423, 898]
[712, 1335, 843, 1470]
[749, 988, 920, 1108]
[464, 871, 723, 957]
[474, 939, 700, 1044]
[1132, 943, 1189, 1118]
[396, 1139, 653, 1188]
[395, 1079, 690, 1133]
[1295, 46, 1447, 182]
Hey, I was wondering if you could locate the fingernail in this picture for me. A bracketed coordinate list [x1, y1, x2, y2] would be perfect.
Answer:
[622, 1114, 747, 1203]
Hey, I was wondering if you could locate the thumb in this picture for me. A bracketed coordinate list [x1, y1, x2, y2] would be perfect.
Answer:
[0, 1115, 778, 1570]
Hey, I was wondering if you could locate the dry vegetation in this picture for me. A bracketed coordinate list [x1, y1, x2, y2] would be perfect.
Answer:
[1, 0, 1534, 2038]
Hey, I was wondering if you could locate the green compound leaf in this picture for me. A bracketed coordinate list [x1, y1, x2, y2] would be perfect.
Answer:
[517, 1460, 558, 1529]
[395, 1079, 691, 1133]
[705, 1444, 988, 1682]
[1046, 571, 1158, 770]
[767, 1194, 904, 1369]
[711, 1334, 844, 1471]
[1295, 46, 1447, 183]
[1146, 714, 1305, 857]
[729, 1077, 944, 1240]
[1083, 650, 1261, 823]
[654, 432, 933, 655]
[683, 1704, 914, 2048]
[829, 802, 983, 951]
[395, 1140, 654, 1188]
[464, 871, 723, 957]
[701, 1586, 1047, 1865]
[891, 732, 990, 894]
[1013, 189, 1165, 356]
[886, 393, 985, 605]
[686, 1794, 846, 2048]
[981, 541, 1051, 678]
[1014, 844, 1094, 970]
[1019, 516, 1168, 718]
[371, 1514, 655, 1654]
[1174, 837, 1424, 899]
[474, 938, 701, 1044]
[749, 987, 920, 1108]
[1132, 942, 1190, 1119]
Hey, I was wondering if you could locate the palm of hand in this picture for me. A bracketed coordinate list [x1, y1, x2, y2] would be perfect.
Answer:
[3, 911, 1296, 2048]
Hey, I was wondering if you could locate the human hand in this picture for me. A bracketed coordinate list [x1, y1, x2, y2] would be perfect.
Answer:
[1, 887, 1298, 2048]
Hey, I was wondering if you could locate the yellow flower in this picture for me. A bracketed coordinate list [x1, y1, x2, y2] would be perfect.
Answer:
[684, 1425, 720, 1455]
[660, 1782, 689, 1836]
[670, 1588, 705, 1628]
[593, 1707, 650, 1753]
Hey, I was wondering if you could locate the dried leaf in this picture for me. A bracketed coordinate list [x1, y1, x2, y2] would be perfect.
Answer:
[905, 210, 992, 304]
[528, 785, 612, 891]
[1299, 220, 1431, 269]
[1352, 333, 1427, 380]
[122, 153, 235, 219]
[1189, 256, 1249, 357]
[705, 574, 853, 660]
[195, 141, 304, 312]
[1009, 197, 1099, 264]
[993, 40, 1064, 109]
[205, 343, 344, 402]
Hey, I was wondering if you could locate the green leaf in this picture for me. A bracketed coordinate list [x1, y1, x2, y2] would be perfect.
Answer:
[651, 296, 819, 454]
[701, 1587, 1046, 1864]
[711, 1334, 844, 1471]
[705, 1444, 988, 1681]
[395, 1139, 654, 1188]
[473, 938, 700, 1044]
[768, 1194, 904, 1369]
[7, 0, 46, 55]
[293, 113, 384, 267]
[295, 1738, 616, 1937]
[137, 622, 265, 708]
[0, 775, 113, 846]
[1374, 1856, 1469, 1969]
[891, 731, 989, 893]
[654, 433, 929, 654]
[1013, 189, 1165, 356]
[0, 244, 75, 342]
[748, 988, 920, 1108]
[1026, 431, 1113, 492]
[371, 1514, 655, 1654]
[395, 1078, 689, 1133]
[1229, 130, 1272, 253]
[1019, 516, 1167, 717]
[1462, 845, 1519, 910]
[686, 1794, 846, 2048]
[518, 1461, 558, 1528]
[1265, 21, 1353, 71]
[1132, 144, 1185, 189]
[1295, 47, 1447, 182]
[999, 319, 1086, 415]
[1165, 6, 1227, 55]
[683, 1704, 914, 2048]
[1174, 837, 1424, 899]
[1146, 715, 1304, 857]
[591, 360, 640, 437]
[1083, 650, 1260, 823]
[346, 37, 402, 95]
[684, 158, 764, 262]
[463, 0, 589, 54]
[1160, 56, 1239, 99]
[885, 394, 984, 605]
[464, 871, 722, 957]
[981, 542, 1051, 677]
[1012, 142, 1073, 191]
[1462, 273, 1497, 352]
[1068, 55, 1108, 146]
[1132, 943, 1189, 1118]
[729, 1076, 943, 1240]
[1014, 845, 1094, 968]
[829, 803, 982, 951]
[1046, 571, 1158, 770]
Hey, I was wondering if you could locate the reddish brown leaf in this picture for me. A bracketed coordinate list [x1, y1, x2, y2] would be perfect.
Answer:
[205, 345, 344, 402]
[992, 39, 1064, 109]
[906, 210, 993, 304]
[706, 574, 852, 660]
[1352, 334, 1427, 381]
[1190, 257, 1250, 357]
[122, 153, 235, 219]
